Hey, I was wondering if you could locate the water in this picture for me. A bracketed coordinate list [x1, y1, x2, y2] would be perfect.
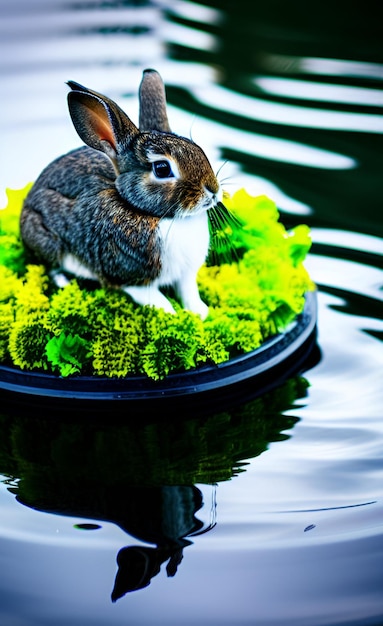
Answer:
[1, 1, 383, 624]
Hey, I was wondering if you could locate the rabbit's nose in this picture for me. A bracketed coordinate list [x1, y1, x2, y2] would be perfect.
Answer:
[205, 178, 220, 195]
[204, 183, 222, 205]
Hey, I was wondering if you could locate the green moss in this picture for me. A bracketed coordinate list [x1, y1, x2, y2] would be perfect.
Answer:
[0, 186, 315, 379]
[9, 316, 53, 371]
[0, 184, 32, 274]
[45, 333, 92, 376]
[0, 302, 14, 361]
[92, 309, 144, 377]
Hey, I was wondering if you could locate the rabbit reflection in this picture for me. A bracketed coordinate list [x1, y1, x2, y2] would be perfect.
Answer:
[110, 485, 213, 601]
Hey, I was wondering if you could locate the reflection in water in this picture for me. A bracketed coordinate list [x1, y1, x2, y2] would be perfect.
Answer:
[0, 377, 308, 601]
[111, 485, 205, 600]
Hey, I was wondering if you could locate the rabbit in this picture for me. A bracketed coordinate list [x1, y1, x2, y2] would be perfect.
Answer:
[20, 69, 222, 318]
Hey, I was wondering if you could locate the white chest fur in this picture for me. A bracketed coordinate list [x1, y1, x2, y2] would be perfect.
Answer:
[157, 213, 210, 287]
[60, 211, 210, 318]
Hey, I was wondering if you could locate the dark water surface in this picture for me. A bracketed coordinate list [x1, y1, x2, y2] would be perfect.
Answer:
[1, 1, 383, 625]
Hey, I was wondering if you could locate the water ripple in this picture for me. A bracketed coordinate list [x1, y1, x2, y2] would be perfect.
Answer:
[193, 84, 383, 133]
[255, 76, 383, 106]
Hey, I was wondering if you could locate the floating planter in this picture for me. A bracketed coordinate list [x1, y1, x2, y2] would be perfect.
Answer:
[0, 185, 317, 403]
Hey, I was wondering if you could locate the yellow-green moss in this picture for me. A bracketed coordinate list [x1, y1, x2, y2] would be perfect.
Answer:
[0, 186, 315, 380]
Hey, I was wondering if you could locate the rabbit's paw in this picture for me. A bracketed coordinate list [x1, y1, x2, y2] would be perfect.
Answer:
[180, 290, 209, 318]
[50, 269, 70, 288]
[176, 280, 209, 319]
[189, 298, 209, 320]
[123, 285, 176, 314]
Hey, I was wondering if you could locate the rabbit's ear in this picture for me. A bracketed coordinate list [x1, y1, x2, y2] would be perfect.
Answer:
[139, 69, 171, 133]
[67, 83, 139, 167]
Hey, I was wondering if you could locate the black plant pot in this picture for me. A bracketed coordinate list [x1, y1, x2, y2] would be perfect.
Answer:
[0, 291, 318, 409]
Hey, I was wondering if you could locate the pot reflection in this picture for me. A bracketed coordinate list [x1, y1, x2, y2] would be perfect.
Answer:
[0, 376, 310, 601]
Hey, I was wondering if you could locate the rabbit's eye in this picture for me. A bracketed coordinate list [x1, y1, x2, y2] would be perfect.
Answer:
[152, 160, 174, 179]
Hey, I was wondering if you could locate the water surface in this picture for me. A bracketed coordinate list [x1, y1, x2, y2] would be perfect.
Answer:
[0, 1, 383, 624]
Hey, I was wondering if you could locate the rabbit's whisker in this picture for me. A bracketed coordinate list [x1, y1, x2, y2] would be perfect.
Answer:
[218, 176, 235, 186]
[215, 160, 229, 179]
[158, 197, 183, 223]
